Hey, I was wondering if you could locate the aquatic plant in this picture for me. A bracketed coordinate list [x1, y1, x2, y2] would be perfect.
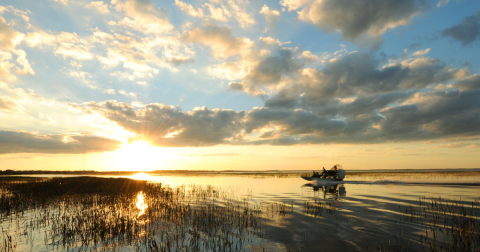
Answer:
[401, 196, 480, 251]
[0, 177, 286, 251]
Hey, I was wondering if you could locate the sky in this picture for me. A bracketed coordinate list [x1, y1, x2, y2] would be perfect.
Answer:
[0, 0, 480, 171]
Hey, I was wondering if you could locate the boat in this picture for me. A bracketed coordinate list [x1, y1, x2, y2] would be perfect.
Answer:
[302, 164, 346, 181]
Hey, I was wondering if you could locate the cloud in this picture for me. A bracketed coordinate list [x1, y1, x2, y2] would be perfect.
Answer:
[287, 0, 428, 46]
[181, 24, 253, 59]
[54, 32, 93, 60]
[0, 15, 36, 80]
[0, 51, 16, 81]
[82, 101, 247, 147]
[437, 0, 449, 7]
[204, 3, 231, 21]
[12, 49, 34, 76]
[175, 0, 204, 17]
[24, 31, 56, 47]
[379, 89, 480, 138]
[243, 48, 303, 86]
[52, 0, 68, 5]
[111, 0, 174, 34]
[262, 52, 466, 109]
[0, 130, 122, 154]
[259, 4, 280, 28]
[301, 51, 318, 64]
[455, 74, 480, 91]
[227, 0, 255, 27]
[25, 30, 93, 60]
[71, 70, 480, 148]
[442, 11, 480, 45]
[279, 0, 313, 12]
[0, 96, 21, 111]
[412, 48, 431, 56]
[0, 16, 24, 51]
[435, 142, 473, 148]
[86, 1, 110, 13]
[244, 107, 345, 137]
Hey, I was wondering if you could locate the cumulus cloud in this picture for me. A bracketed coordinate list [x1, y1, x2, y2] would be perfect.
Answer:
[24, 31, 56, 47]
[25, 30, 94, 60]
[0, 15, 37, 80]
[244, 48, 303, 86]
[0, 16, 24, 51]
[204, 3, 231, 21]
[111, 0, 174, 34]
[285, 0, 428, 46]
[263, 52, 466, 106]
[54, 32, 93, 60]
[442, 11, 480, 45]
[259, 4, 280, 28]
[455, 74, 480, 91]
[86, 1, 110, 13]
[379, 89, 480, 138]
[82, 101, 247, 147]
[181, 24, 253, 59]
[227, 0, 255, 27]
[70, 70, 480, 147]
[175, 0, 204, 17]
[12, 49, 34, 76]
[0, 130, 122, 154]
[0, 51, 16, 81]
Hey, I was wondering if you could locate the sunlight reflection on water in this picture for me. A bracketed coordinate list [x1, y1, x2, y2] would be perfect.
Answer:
[136, 191, 148, 217]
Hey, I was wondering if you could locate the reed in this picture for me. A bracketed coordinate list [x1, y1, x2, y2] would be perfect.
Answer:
[401, 196, 480, 251]
[0, 177, 296, 251]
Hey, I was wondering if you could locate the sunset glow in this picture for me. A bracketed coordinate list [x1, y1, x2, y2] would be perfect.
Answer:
[115, 142, 166, 171]
[0, 0, 479, 171]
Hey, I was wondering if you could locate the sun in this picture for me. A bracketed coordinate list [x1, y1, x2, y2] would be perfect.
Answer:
[115, 141, 166, 171]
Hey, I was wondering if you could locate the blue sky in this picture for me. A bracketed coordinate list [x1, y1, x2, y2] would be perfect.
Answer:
[1, 0, 480, 170]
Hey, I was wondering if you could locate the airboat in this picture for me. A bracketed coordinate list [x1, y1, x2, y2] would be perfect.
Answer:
[302, 164, 346, 182]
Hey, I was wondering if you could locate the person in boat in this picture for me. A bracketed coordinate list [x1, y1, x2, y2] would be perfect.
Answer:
[322, 167, 327, 178]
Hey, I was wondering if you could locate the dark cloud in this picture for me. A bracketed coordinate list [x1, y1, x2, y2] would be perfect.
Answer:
[86, 101, 246, 147]
[0, 130, 122, 154]
[245, 108, 345, 136]
[233, 48, 304, 95]
[228, 82, 245, 91]
[442, 12, 480, 45]
[243, 48, 303, 88]
[78, 49, 480, 147]
[264, 52, 466, 115]
[455, 74, 480, 91]
[379, 89, 480, 138]
[295, 0, 429, 46]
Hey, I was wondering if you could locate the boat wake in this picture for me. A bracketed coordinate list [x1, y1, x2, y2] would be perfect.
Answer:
[304, 178, 480, 186]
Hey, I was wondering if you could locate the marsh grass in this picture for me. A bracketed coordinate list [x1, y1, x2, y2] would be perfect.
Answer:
[0, 177, 307, 252]
[401, 196, 480, 251]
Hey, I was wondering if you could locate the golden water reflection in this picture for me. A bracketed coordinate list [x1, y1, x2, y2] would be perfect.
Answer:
[136, 191, 148, 217]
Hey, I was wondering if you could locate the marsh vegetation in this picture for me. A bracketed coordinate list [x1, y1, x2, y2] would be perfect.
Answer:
[1, 173, 480, 251]
[0, 177, 318, 251]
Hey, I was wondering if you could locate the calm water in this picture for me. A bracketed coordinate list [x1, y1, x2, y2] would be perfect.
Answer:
[2, 171, 480, 251]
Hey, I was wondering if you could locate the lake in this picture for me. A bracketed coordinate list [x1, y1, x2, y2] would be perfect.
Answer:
[1, 171, 479, 251]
